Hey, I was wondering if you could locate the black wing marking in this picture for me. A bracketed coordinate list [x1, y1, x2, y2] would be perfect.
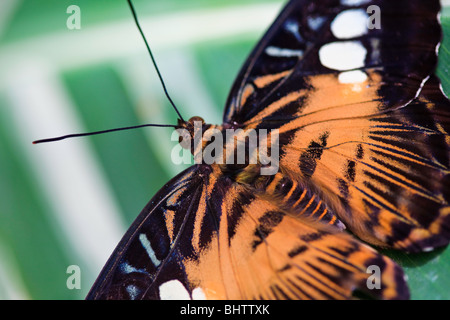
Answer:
[86, 165, 208, 299]
[223, 0, 442, 125]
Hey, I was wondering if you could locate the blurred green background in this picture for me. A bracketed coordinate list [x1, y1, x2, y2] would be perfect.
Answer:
[0, 0, 449, 300]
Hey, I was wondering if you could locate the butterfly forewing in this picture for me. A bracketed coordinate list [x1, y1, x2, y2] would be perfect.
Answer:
[224, 0, 441, 123]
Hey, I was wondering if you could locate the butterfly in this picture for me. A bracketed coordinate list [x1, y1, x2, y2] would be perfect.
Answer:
[86, 0, 450, 300]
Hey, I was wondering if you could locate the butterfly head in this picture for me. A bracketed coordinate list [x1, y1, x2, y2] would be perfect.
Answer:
[176, 116, 217, 154]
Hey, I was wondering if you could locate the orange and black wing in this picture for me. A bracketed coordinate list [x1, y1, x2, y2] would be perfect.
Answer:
[224, 0, 450, 252]
[224, 0, 441, 124]
[86, 165, 207, 299]
[284, 76, 450, 252]
[87, 0, 447, 300]
[87, 165, 408, 300]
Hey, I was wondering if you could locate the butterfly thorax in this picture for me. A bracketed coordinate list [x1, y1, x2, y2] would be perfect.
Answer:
[176, 116, 275, 183]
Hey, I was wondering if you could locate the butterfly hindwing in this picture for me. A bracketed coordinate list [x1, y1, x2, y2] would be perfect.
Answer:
[213, 179, 409, 299]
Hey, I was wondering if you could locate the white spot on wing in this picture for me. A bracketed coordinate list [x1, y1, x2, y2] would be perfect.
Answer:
[331, 9, 368, 39]
[307, 16, 326, 31]
[265, 46, 304, 58]
[369, 38, 381, 63]
[159, 279, 191, 300]
[284, 20, 303, 42]
[340, 0, 371, 6]
[126, 285, 140, 300]
[318, 41, 367, 71]
[139, 233, 161, 267]
[338, 70, 368, 84]
[439, 82, 449, 99]
[192, 287, 207, 300]
[120, 261, 149, 275]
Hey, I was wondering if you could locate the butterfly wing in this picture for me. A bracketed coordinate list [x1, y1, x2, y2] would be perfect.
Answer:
[291, 76, 450, 252]
[86, 165, 207, 299]
[87, 165, 408, 299]
[223, 0, 450, 252]
[224, 0, 441, 124]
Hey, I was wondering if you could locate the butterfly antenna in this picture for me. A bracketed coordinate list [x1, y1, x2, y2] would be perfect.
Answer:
[33, 1, 183, 145]
[32, 123, 177, 144]
[127, 0, 184, 122]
